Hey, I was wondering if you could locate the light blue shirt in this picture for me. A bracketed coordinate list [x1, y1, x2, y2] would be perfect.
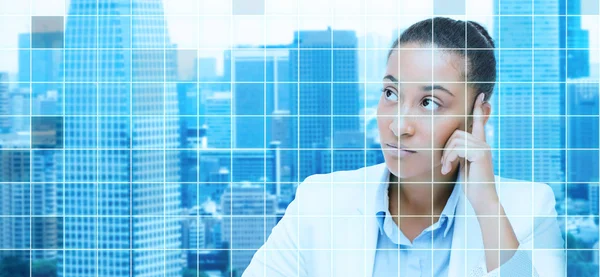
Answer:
[372, 172, 461, 277]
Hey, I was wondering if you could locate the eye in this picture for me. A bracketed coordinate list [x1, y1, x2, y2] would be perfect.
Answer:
[382, 88, 398, 102]
[422, 97, 441, 111]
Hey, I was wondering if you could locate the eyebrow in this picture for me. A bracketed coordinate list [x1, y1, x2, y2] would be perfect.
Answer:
[383, 74, 455, 98]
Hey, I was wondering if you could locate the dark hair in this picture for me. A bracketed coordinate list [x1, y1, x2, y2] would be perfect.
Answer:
[388, 17, 496, 102]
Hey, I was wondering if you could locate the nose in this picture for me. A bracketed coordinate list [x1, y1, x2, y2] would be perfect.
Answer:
[389, 112, 415, 138]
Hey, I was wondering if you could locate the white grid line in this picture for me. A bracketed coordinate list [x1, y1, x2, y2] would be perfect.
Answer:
[3, 1, 598, 276]
[363, 1, 369, 275]
[597, 4, 600, 276]
[462, 15, 468, 277]
[228, 0, 234, 274]
[295, 0, 300, 276]
[431, 12, 436, 277]
[2, 13, 599, 16]
[0, 214, 576, 218]
[4, 180, 599, 185]
[95, 1, 100, 275]
[28, 1, 33, 276]
[262, 1, 268, 275]
[4, 46, 599, 50]
[64, 2, 69, 275]
[128, 1, 134, 275]
[195, 4, 201, 274]
[163, 4, 167, 275]
[531, 1, 535, 276]
[564, 2, 569, 276]
[330, 7, 334, 277]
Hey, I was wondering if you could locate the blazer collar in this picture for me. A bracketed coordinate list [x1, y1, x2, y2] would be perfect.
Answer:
[358, 162, 388, 216]
[371, 163, 462, 239]
[355, 162, 491, 276]
[359, 162, 468, 216]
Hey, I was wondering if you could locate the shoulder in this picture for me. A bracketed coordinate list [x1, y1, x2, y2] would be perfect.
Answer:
[494, 175, 558, 217]
[494, 175, 561, 241]
[294, 163, 384, 215]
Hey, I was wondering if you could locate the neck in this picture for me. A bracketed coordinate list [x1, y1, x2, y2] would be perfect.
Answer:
[388, 165, 459, 214]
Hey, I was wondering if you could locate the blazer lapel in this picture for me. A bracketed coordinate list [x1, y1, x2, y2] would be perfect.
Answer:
[347, 163, 491, 276]
[352, 163, 388, 277]
[330, 213, 379, 276]
[362, 203, 380, 276]
[448, 176, 505, 276]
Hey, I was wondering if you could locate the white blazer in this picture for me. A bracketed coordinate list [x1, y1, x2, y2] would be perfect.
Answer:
[243, 162, 565, 277]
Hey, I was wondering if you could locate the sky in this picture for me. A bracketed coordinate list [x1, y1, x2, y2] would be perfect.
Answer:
[0, 0, 598, 75]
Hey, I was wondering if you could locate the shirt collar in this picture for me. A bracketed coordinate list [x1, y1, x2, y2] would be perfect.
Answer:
[374, 172, 390, 236]
[374, 163, 464, 238]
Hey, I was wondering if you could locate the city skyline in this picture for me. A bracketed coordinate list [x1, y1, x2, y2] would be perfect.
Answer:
[0, 0, 599, 276]
[1, 0, 599, 76]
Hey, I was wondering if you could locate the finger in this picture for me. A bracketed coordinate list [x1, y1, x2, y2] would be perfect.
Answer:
[443, 143, 475, 175]
[442, 147, 457, 175]
[441, 138, 461, 165]
[441, 130, 466, 160]
[441, 135, 457, 168]
[442, 145, 462, 175]
[458, 156, 466, 175]
[442, 132, 472, 160]
[441, 143, 450, 172]
[471, 93, 486, 141]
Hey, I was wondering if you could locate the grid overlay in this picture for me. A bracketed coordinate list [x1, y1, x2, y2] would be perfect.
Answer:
[0, 0, 598, 276]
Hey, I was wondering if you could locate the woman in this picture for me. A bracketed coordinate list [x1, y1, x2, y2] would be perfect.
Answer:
[243, 17, 565, 277]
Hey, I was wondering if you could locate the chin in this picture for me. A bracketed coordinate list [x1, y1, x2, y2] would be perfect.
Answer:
[384, 157, 405, 178]
[383, 154, 428, 179]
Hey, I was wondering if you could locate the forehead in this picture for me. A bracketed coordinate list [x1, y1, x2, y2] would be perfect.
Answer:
[385, 43, 466, 83]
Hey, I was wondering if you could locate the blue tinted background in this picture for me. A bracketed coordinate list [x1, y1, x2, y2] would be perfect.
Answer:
[0, 0, 599, 276]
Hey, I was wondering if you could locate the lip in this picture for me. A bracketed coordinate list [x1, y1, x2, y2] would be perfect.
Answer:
[384, 143, 417, 158]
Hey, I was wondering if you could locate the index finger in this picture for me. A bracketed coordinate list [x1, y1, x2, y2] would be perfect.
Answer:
[471, 93, 486, 141]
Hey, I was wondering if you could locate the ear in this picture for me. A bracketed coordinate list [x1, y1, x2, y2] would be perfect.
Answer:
[468, 101, 492, 132]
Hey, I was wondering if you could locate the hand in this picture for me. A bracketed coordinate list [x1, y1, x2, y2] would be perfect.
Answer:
[440, 93, 498, 210]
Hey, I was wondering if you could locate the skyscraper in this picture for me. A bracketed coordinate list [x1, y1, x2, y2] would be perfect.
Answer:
[289, 28, 360, 181]
[563, 0, 591, 79]
[492, 0, 565, 188]
[224, 47, 290, 149]
[0, 139, 32, 261]
[18, 17, 64, 98]
[60, 1, 182, 276]
[203, 91, 232, 149]
[0, 72, 9, 133]
[220, 182, 277, 274]
[589, 183, 599, 217]
[567, 79, 599, 201]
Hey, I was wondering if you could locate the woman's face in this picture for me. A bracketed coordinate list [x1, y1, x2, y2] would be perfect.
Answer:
[377, 42, 484, 179]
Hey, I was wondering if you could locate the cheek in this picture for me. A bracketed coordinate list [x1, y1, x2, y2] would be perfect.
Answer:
[431, 121, 462, 148]
[376, 113, 389, 133]
[376, 103, 391, 130]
